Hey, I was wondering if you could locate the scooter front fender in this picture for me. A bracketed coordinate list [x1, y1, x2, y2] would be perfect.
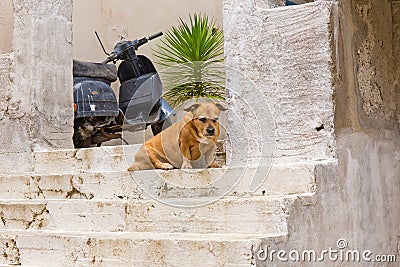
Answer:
[159, 98, 175, 122]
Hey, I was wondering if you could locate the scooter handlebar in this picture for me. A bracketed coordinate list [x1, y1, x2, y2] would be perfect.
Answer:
[148, 32, 163, 40]
[101, 57, 111, 64]
[135, 32, 163, 49]
[101, 53, 116, 64]
[101, 32, 163, 63]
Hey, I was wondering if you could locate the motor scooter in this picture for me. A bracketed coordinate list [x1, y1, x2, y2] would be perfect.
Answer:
[73, 32, 174, 148]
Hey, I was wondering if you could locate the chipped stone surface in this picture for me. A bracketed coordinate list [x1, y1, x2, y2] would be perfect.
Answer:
[32, 144, 156, 174]
[352, 1, 392, 117]
[253, 0, 286, 9]
[0, 203, 49, 230]
[33, 143, 227, 175]
[0, 162, 315, 201]
[336, 0, 399, 135]
[0, 0, 74, 175]
[123, 196, 290, 235]
[224, 0, 336, 164]
[13, 0, 74, 152]
[0, 53, 33, 174]
[0, 230, 285, 266]
[392, 0, 400, 125]
[0, 197, 292, 235]
[0, 237, 20, 265]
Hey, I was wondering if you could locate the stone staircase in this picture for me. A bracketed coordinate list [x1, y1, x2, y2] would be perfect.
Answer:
[0, 145, 316, 266]
[1, 0, 399, 265]
[0, 1, 345, 265]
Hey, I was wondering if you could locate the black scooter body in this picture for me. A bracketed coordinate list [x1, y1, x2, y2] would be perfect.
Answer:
[72, 32, 174, 148]
[73, 79, 119, 118]
[118, 55, 163, 125]
[73, 60, 119, 118]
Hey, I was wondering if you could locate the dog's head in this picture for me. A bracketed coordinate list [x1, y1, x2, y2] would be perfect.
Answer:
[183, 102, 227, 139]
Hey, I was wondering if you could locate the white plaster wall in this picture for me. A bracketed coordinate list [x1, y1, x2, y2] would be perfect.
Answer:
[72, 0, 223, 63]
[2, 0, 223, 60]
[0, 0, 13, 54]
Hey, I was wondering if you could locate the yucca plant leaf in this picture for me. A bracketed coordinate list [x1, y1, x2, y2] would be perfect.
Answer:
[154, 13, 225, 107]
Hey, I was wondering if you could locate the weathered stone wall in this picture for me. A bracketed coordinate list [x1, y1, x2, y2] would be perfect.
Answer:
[0, 0, 74, 174]
[0, 53, 34, 173]
[335, 0, 399, 136]
[224, 0, 399, 265]
[224, 1, 336, 166]
[0, 0, 13, 54]
[393, 0, 400, 125]
[258, 138, 400, 266]
[312, 0, 400, 262]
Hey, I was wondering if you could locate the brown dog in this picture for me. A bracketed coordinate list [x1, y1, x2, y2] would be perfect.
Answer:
[127, 102, 226, 171]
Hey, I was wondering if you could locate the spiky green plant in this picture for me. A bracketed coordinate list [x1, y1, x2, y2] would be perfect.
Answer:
[154, 13, 225, 107]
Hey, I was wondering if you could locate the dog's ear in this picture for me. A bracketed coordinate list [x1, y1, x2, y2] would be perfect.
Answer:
[214, 102, 228, 111]
[183, 103, 200, 113]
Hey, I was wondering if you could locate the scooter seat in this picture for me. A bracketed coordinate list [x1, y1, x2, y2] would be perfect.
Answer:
[73, 60, 117, 82]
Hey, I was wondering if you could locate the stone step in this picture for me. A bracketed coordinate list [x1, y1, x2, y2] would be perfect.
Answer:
[33, 144, 139, 174]
[33, 143, 226, 174]
[0, 196, 297, 235]
[0, 229, 286, 266]
[0, 164, 315, 200]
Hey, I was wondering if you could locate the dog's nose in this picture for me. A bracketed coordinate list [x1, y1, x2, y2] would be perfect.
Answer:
[207, 127, 215, 135]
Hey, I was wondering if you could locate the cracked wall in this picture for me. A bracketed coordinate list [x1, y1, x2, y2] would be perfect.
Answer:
[0, 203, 50, 230]
[1, 238, 20, 265]
[0, 53, 33, 173]
[0, 0, 74, 174]
[335, 0, 399, 135]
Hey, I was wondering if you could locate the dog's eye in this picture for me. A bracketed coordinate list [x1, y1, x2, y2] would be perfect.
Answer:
[213, 118, 219, 123]
[199, 118, 207, 123]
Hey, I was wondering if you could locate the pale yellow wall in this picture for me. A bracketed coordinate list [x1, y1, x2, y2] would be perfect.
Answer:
[0, 0, 223, 58]
[0, 0, 13, 54]
[72, 0, 223, 63]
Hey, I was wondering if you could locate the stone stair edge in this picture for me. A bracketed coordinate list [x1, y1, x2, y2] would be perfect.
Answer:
[0, 164, 321, 199]
[3, 160, 334, 178]
[0, 228, 286, 242]
[0, 194, 298, 236]
[0, 229, 287, 266]
[32, 141, 224, 154]
[0, 193, 313, 203]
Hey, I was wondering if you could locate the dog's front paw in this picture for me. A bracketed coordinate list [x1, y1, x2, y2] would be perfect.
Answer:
[127, 166, 138, 172]
[181, 161, 193, 169]
[127, 163, 139, 171]
[209, 163, 222, 168]
[160, 163, 174, 170]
